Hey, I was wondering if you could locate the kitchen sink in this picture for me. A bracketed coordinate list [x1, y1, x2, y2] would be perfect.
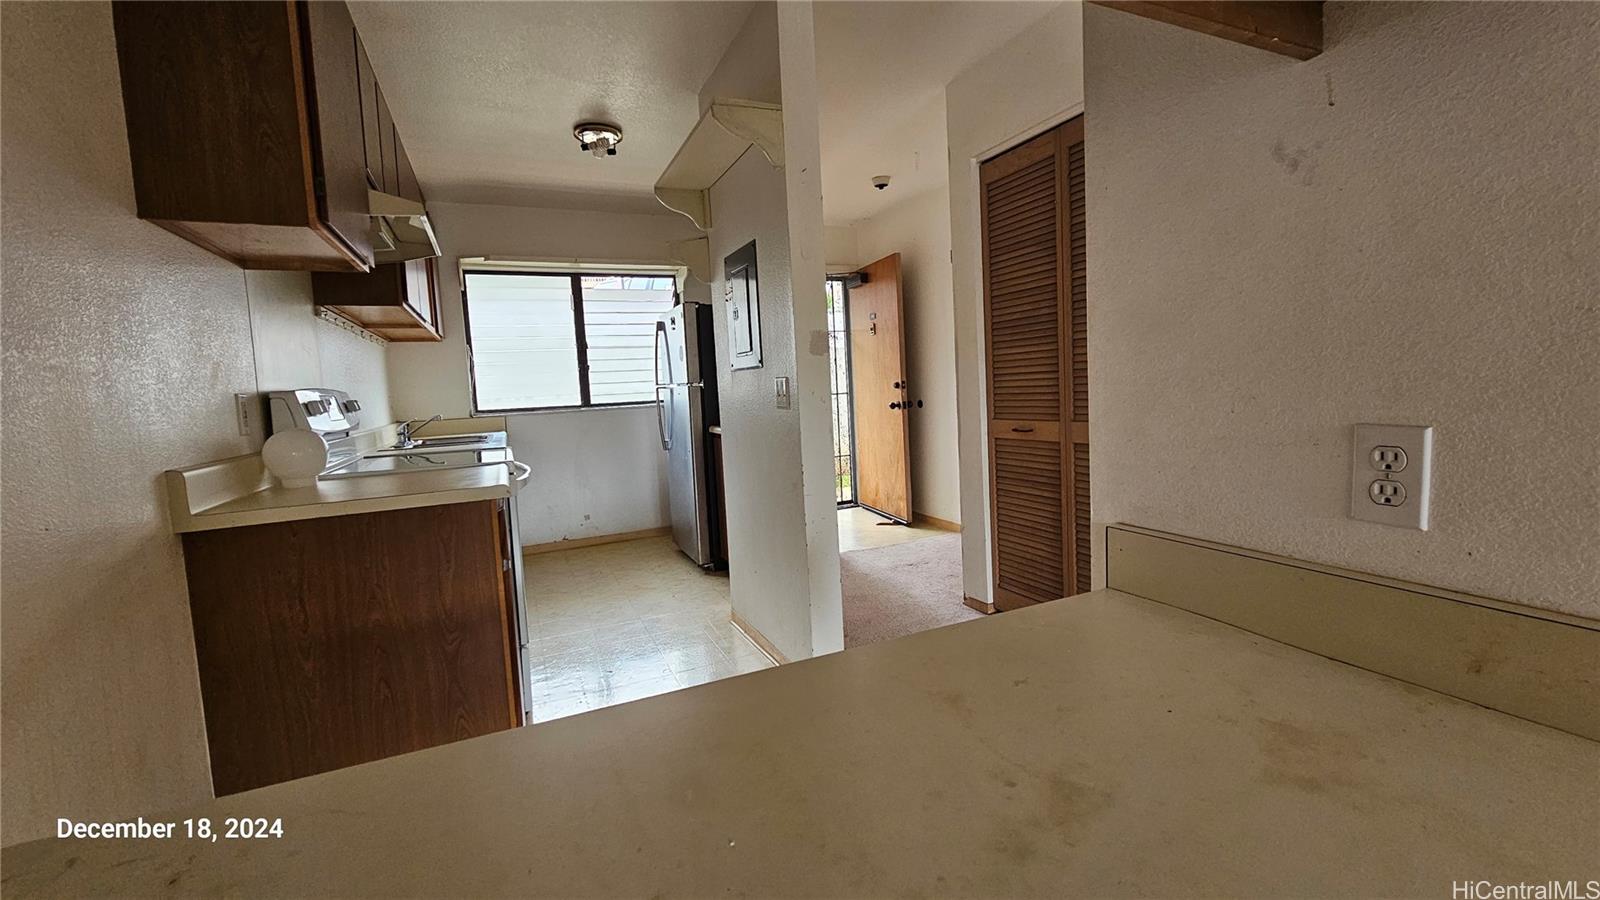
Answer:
[413, 435, 491, 447]
[365, 432, 508, 457]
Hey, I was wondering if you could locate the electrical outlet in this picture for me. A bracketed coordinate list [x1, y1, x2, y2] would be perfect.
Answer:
[234, 392, 253, 436]
[1368, 479, 1405, 506]
[1350, 424, 1432, 530]
[1370, 446, 1407, 472]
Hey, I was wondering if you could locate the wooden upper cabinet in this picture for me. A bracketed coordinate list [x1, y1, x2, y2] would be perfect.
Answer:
[375, 85, 400, 196]
[396, 132, 425, 203]
[355, 32, 383, 191]
[313, 257, 441, 342]
[111, 1, 430, 274]
[301, 0, 371, 269]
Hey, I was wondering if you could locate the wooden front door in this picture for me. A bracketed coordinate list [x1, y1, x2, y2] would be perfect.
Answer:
[849, 253, 913, 522]
[981, 117, 1090, 611]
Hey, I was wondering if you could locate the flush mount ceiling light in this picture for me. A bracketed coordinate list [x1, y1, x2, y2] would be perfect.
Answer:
[574, 122, 623, 158]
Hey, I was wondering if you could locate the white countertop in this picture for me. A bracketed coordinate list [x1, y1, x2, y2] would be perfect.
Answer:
[3, 589, 1595, 896]
[164, 426, 523, 533]
[176, 463, 519, 532]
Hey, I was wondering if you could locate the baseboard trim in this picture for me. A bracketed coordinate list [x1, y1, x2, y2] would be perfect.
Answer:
[522, 526, 672, 556]
[962, 594, 996, 615]
[913, 512, 961, 532]
[730, 611, 789, 665]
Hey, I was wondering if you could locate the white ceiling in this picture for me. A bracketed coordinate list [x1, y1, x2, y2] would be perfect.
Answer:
[348, 1, 754, 214]
[814, 1, 1064, 225]
[349, 1, 1058, 223]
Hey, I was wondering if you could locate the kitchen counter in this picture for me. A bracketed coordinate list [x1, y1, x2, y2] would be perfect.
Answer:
[164, 425, 523, 533]
[4, 589, 1595, 897]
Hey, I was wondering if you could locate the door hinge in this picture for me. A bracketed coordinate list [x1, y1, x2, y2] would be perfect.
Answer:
[502, 559, 512, 572]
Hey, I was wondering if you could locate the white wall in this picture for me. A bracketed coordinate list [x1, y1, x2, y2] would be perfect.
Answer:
[385, 200, 704, 545]
[247, 270, 393, 430]
[946, 1, 1084, 603]
[701, 2, 842, 661]
[1084, 2, 1600, 617]
[853, 185, 961, 525]
[0, 2, 389, 845]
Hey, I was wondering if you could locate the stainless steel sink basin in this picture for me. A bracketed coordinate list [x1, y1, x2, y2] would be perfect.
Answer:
[412, 435, 489, 447]
[365, 431, 507, 457]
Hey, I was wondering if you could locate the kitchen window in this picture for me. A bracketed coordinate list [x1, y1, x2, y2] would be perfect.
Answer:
[462, 271, 678, 412]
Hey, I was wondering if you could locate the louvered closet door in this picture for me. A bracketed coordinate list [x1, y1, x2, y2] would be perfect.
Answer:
[981, 117, 1090, 612]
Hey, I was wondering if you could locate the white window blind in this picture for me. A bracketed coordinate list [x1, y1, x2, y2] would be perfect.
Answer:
[463, 271, 676, 412]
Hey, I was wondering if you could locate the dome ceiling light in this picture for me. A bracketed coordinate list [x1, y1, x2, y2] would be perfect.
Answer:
[574, 123, 623, 158]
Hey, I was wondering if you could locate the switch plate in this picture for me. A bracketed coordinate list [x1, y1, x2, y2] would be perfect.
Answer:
[234, 392, 253, 436]
[774, 376, 791, 410]
[1350, 424, 1432, 530]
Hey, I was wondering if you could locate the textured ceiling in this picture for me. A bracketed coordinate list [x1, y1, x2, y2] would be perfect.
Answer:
[815, 1, 1064, 224]
[348, 1, 754, 214]
[349, 1, 1058, 222]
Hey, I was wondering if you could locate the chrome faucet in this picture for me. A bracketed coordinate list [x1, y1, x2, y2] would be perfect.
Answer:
[395, 414, 442, 449]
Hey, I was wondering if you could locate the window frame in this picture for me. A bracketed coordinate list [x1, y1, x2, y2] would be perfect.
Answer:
[461, 268, 678, 415]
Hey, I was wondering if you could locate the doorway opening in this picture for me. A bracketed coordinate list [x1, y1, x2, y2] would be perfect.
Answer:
[826, 277, 858, 508]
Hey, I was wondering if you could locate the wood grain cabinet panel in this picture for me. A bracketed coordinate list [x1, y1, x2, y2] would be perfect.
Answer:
[313, 256, 442, 341]
[180, 501, 518, 795]
[111, 0, 430, 274]
[981, 117, 1091, 611]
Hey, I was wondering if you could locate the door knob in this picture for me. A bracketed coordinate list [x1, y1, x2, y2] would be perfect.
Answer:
[889, 401, 902, 410]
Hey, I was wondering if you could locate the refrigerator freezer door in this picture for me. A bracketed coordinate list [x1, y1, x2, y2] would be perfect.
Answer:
[667, 383, 711, 565]
[678, 302, 703, 386]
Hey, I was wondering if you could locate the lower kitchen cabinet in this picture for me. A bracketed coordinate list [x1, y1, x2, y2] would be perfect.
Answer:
[313, 257, 442, 341]
[180, 500, 521, 795]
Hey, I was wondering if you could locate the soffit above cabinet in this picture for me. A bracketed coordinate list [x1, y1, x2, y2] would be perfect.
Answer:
[654, 99, 784, 231]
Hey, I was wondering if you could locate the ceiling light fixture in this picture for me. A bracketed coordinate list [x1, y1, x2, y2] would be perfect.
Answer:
[574, 122, 623, 158]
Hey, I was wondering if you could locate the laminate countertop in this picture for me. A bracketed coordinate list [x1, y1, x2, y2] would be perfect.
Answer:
[164, 436, 525, 534]
[4, 590, 1595, 897]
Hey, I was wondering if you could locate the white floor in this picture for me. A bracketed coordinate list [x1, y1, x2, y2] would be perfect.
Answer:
[522, 535, 771, 723]
[522, 508, 952, 723]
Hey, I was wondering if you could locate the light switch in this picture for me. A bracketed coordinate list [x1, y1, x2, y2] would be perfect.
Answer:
[774, 376, 791, 410]
[1350, 424, 1432, 530]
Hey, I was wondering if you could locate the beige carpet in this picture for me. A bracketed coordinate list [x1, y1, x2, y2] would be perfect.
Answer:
[841, 533, 982, 647]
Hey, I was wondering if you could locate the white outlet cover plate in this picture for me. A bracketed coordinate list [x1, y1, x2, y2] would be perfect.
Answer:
[1350, 423, 1432, 530]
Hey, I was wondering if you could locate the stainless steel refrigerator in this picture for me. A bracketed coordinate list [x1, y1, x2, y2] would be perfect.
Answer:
[654, 301, 721, 567]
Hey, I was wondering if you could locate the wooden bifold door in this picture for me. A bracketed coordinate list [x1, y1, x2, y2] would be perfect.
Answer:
[981, 117, 1090, 611]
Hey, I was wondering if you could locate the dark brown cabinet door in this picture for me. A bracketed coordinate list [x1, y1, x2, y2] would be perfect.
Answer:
[313, 257, 441, 341]
[376, 84, 399, 195]
[301, 0, 373, 268]
[182, 501, 519, 795]
[396, 131, 424, 202]
[355, 31, 382, 189]
[981, 117, 1090, 611]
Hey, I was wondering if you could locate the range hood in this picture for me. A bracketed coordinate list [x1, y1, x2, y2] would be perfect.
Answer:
[367, 189, 440, 264]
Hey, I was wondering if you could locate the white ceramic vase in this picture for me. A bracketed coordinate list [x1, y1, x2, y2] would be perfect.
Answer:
[262, 429, 329, 489]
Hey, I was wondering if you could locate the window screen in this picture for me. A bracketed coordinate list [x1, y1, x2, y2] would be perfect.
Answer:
[463, 271, 677, 412]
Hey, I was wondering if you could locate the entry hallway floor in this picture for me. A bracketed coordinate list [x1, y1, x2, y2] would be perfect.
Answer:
[522, 536, 772, 723]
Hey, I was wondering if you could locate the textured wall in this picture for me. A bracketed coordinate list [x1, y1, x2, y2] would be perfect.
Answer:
[1084, 2, 1600, 615]
[946, 1, 1085, 603]
[703, 1, 842, 661]
[384, 200, 702, 545]
[0, 2, 390, 844]
[247, 270, 393, 431]
[854, 185, 961, 525]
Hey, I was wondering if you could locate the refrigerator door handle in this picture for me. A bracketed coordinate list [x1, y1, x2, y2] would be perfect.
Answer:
[655, 386, 671, 451]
